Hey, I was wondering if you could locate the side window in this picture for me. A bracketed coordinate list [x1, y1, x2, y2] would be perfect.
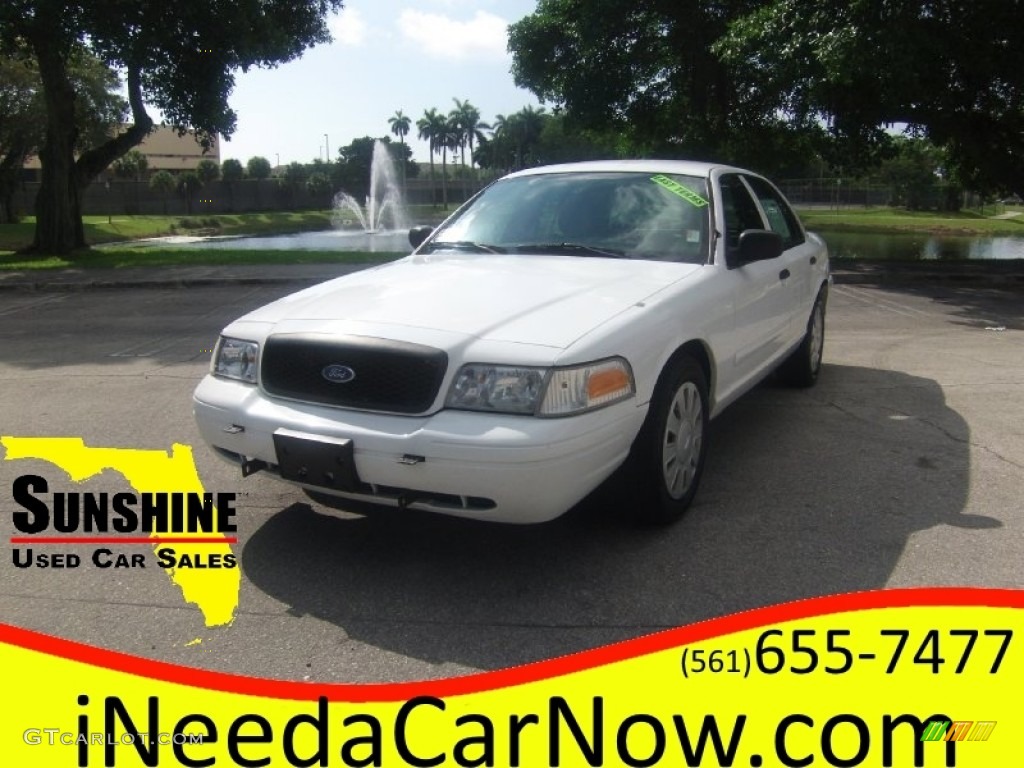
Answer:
[719, 174, 765, 250]
[744, 176, 805, 249]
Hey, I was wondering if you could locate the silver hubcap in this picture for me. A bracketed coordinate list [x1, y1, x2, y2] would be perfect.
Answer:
[662, 381, 703, 499]
[809, 303, 824, 372]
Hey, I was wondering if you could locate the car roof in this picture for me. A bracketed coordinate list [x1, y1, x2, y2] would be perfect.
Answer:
[505, 159, 750, 179]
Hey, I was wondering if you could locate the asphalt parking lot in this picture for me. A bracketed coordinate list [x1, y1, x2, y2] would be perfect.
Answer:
[1, 279, 1022, 682]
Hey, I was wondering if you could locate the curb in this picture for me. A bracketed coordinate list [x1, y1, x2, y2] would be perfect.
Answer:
[832, 272, 1024, 287]
[0, 276, 324, 293]
[2, 267, 1023, 293]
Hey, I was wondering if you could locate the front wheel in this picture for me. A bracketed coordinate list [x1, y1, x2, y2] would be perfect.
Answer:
[625, 355, 710, 524]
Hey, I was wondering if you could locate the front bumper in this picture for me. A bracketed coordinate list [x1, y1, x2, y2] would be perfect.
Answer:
[193, 375, 647, 523]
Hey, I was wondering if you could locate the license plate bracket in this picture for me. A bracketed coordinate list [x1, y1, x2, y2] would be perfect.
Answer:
[273, 429, 360, 492]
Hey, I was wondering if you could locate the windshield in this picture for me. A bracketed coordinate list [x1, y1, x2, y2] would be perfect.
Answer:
[424, 172, 712, 264]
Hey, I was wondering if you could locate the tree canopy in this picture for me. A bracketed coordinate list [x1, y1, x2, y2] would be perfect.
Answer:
[509, 1, 767, 161]
[0, 0, 344, 252]
[476, 105, 549, 172]
[509, 0, 1024, 194]
[221, 158, 244, 183]
[246, 156, 273, 180]
[716, 0, 1024, 194]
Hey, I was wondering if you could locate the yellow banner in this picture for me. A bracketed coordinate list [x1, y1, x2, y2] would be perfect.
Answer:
[2, 590, 1020, 767]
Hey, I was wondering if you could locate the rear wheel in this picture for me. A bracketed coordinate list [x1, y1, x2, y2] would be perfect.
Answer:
[780, 289, 826, 387]
[625, 355, 709, 524]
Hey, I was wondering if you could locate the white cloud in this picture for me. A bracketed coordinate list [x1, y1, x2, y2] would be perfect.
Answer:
[329, 8, 368, 46]
[397, 10, 509, 60]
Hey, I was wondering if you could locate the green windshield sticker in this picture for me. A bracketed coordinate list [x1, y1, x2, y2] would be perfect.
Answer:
[650, 175, 709, 207]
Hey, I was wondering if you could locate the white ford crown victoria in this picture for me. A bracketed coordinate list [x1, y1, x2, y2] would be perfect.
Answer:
[194, 160, 829, 524]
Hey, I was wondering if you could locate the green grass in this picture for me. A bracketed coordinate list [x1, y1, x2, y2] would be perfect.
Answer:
[0, 248, 403, 271]
[798, 206, 1024, 235]
[0, 211, 338, 252]
[0, 220, 37, 251]
[0, 206, 455, 261]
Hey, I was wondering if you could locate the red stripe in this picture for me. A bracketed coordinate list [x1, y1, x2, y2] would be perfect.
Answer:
[1, 587, 1021, 702]
[9, 537, 237, 545]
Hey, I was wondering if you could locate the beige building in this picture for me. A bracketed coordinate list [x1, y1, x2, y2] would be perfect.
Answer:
[23, 125, 220, 178]
[131, 125, 220, 172]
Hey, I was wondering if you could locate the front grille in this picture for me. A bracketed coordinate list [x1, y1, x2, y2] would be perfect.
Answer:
[261, 334, 448, 414]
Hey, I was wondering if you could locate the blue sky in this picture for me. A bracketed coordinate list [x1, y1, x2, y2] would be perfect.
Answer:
[219, 0, 541, 167]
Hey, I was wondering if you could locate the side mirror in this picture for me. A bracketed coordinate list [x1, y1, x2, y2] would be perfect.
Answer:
[733, 229, 784, 267]
[408, 225, 433, 250]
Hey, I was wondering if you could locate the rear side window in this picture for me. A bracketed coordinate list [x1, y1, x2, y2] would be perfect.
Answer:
[719, 174, 765, 250]
[744, 176, 805, 249]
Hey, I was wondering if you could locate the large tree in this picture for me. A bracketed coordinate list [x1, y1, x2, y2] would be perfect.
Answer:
[716, 0, 1024, 196]
[509, 0, 1024, 193]
[0, 52, 41, 223]
[509, 1, 769, 162]
[0, 0, 344, 253]
[0, 44, 124, 222]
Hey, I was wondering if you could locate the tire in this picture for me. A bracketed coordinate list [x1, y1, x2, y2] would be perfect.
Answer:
[625, 355, 710, 524]
[780, 289, 826, 388]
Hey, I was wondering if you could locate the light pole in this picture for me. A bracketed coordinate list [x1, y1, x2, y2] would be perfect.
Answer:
[324, 134, 330, 163]
[104, 174, 112, 225]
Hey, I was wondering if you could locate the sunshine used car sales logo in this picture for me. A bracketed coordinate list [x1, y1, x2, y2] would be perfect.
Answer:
[10, 474, 237, 570]
[2, 437, 241, 628]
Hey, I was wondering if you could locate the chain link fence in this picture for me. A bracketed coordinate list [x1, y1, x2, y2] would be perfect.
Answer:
[777, 178, 997, 213]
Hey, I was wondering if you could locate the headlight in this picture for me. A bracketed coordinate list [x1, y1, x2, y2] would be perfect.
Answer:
[211, 337, 259, 383]
[446, 364, 546, 414]
[446, 357, 634, 416]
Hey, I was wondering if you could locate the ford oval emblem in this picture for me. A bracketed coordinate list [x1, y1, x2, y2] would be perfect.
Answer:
[321, 364, 356, 384]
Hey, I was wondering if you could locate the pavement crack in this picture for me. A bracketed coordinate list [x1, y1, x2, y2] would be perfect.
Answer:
[913, 415, 1024, 471]
[1, 590, 208, 614]
[823, 398, 874, 424]
[825, 397, 1024, 472]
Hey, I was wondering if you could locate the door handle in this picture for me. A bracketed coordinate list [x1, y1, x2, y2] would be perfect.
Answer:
[779, 269, 791, 280]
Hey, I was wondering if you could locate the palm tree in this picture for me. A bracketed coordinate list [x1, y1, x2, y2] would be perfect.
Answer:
[417, 108, 443, 207]
[491, 106, 547, 170]
[491, 112, 521, 171]
[148, 170, 175, 215]
[516, 105, 547, 168]
[388, 109, 411, 186]
[439, 115, 464, 208]
[196, 159, 220, 186]
[450, 98, 490, 180]
[448, 103, 468, 199]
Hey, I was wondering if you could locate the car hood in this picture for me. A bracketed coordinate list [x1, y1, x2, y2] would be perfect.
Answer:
[237, 253, 703, 350]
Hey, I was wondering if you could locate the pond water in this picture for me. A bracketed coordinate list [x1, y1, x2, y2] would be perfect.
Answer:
[820, 231, 1024, 261]
[126, 229, 413, 253]
[126, 227, 1024, 261]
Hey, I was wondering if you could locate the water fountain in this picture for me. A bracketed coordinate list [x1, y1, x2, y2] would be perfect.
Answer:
[332, 140, 408, 234]
[101, 139, 415, 253]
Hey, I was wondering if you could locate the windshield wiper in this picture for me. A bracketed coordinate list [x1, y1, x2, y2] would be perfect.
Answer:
[422, 240, 505, 254]
[511, 242, 631, 259]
